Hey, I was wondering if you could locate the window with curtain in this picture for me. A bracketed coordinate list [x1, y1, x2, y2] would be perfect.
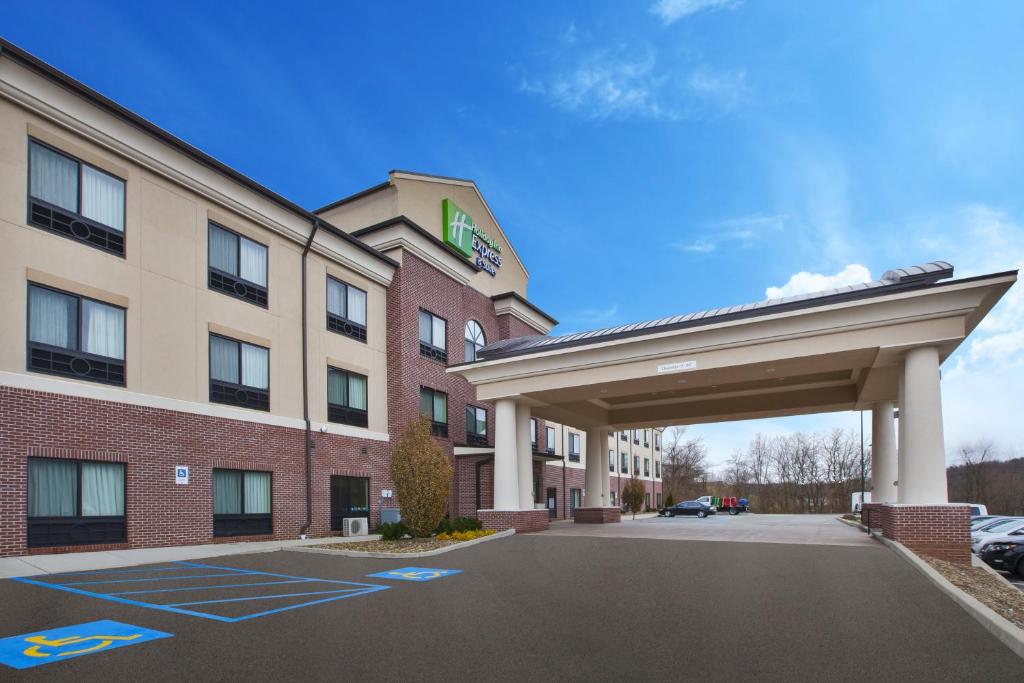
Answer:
[28, 140, 125, 238]
[326, 276, 368, 342]
[530, 418, 537, 447]
[418, 309, 447, 363]
[420, 387, 448, 437]
[213, 469, 272, 536]
[568, 433, 581, 462]
[207, 222, 268, 307]
[464, 320, 485, 361]
[644, 458, 650, 476]
[327, 367, 368, 427]
[27, 458, 125, 547]
[27, 283, 126, 386]
[634, 455, 640, 473]
[621, 452, 628, 473]
[208, 334, 270, 411]
[609, 449, 615, 472]
[465, 405, 487, 446]
[546, 427, 556, 452]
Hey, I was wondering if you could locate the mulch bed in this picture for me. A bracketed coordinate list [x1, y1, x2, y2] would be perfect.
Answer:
[923, 556, 1024, 630]
[320, 538, 462, 553]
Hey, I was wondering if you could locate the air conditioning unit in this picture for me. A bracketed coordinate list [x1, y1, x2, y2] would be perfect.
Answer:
[342, 517, 368, 537]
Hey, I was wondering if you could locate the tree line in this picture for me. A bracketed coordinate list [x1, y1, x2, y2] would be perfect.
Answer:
[662, 428, 1022, 515]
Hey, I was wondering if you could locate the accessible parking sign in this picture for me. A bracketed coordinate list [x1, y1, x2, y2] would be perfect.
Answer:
[0, 620, 172, 669]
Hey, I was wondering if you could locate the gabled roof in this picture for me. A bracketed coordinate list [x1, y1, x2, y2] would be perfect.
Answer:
[473, 261, 991, 361]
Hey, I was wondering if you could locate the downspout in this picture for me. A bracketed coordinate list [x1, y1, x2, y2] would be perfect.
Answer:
[298, 218, 321, 538]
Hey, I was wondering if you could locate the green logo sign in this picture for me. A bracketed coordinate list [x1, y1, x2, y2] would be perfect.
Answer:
[441, 199, 502, 276]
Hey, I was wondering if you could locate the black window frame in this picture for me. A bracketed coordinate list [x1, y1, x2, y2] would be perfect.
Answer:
[608, 449, 615, 472]
[208, 333, 270, 411]
[621, 431, 628, 442]
[655, 460, 661, 478]
[420, 386, 449, 438]
[464, 319, 486, 362]
[330, 475, 370, 531]
[213, 468, 273, 537]
[568, 432, 581, 463]
[326, 275, 368, 343]
[634, 455, 641, 474]
[465, 404, 488, 447]
[655, 432, 661, 451]
[26, 282, 126, 387]
[207, 221, 269, 308]
[644, 458, 650, 477]
[644, 430, 651, 448]
[418, 308, 448, 364]
[26, 457, 127, 547]
[633, 430, 640, 444]
[545, 426, 556, 455]
[530, 418, 537, 449]
[620, 452, 628, 474]
[327, 366, 369, 428]
[26, 138, 127, 258]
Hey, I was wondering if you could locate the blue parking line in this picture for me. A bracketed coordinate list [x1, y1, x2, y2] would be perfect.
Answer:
[60, 572, 245, 586]
[165, 587, 370, 607]
[29, 565, 194, 577]
[109, 579, 313, 596]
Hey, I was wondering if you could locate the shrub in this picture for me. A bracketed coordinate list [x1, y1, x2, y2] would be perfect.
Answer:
[664, 492, 676, 508]
[378, 521, 409, 541]
[390, 416, 454, 537]
[436, 529, 495, 542]
[622, 476, 647, 520]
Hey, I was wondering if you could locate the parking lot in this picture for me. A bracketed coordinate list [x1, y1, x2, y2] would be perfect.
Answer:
[2, 531, 1022, 680]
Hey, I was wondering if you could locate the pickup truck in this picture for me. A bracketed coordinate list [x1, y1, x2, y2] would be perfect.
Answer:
[696, 495, 749, 515]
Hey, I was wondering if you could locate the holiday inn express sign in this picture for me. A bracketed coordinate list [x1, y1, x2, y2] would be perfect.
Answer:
[442, 198, 502, 276]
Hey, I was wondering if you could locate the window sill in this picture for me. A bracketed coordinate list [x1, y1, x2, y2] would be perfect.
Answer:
[327, 313, 367, 343]
[28, 342, 125, 387]
[210, 380, 269, 412]
[208, 267, 268, 308]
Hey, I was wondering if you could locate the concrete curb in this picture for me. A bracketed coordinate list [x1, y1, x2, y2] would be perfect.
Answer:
[286, 528, 516, 559]
[871, 530, 1024, 661]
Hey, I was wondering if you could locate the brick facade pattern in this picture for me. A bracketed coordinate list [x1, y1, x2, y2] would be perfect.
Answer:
[573, 507, 622, 524]
[862, 503, 971, 565]
[479, 508, 549, 533]
[0, 386, 387, 558]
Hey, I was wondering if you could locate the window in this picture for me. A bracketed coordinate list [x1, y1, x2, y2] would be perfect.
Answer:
[608, 449, 615, 472]
[418, 309, 447, 363]
[420, 387, 448, 437]
[27, 458, 126, 547]
[209, 334, 269, 411]
[620, 452, 628, 474]
[610, 490, 617, 506]
[327, 276, 367, 342]
[327, 367, 368, 427]
[620, 431, 627, 441]
[530, 418, 537, 448]
[208, 222, 268, 307]
[545, 427, 556, 454]
[464, 320, 486, 362]
[657, 493, 662, 508]
[633, 429, 640, 444]
[27, 283, 125, 386]
[655, 431, 661, 450]
[645, 493, 651, 510]
[330, 476, 369, 530]
[27, 139, 125, 256]
[213, 469, 271, 536]
[644, 458, 650, 477]
[655, 460, 661, 478]
[568, 433, 581, 462]
[634, 455, 640, 474]
[466, 405, 487, 446]
[644, 429, 651, 447]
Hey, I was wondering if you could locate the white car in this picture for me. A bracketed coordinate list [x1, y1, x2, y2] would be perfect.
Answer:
[971, 518, 1024, 553]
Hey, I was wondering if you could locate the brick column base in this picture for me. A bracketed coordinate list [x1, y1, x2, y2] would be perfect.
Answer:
[478, 509, 549, 533]
[877, 504, 971, 565]
[861, 502, 883, 530]
[573, 507, 622, 524]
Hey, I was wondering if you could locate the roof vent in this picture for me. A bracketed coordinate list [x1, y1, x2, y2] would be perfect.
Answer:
[880, 261, 954, 285]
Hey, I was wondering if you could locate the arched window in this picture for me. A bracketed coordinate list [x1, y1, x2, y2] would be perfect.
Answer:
[464, 320, 485, 361]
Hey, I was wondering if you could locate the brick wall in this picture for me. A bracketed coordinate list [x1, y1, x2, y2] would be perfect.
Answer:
[479, 508, 549, 533]
[875, 504, 971, 565]
[0, 386, 387, 557]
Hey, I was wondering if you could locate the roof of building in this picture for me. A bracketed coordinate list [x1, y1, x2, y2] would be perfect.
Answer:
[0, 37, 396, 269]
[473, 261, 1005, 361]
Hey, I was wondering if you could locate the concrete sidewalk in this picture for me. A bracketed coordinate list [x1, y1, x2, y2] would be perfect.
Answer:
[0, 535, 376, 578]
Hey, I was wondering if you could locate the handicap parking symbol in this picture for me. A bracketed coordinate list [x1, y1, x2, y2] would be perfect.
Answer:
[0, 620, 172, 670]
[366, 567, 462, 582]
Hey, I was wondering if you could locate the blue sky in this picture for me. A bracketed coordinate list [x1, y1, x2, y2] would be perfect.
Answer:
[7, 1, 1023, 468]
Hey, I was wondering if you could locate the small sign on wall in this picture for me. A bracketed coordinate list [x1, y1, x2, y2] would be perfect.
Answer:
[175, 466, 189, 485]
[381, 489, 393, 499]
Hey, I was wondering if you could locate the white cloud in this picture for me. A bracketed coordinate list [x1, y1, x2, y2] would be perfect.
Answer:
[650, 0, 740, 26]
[764, 263, 872, 299]
[673, 212, 786, 254]
[687, 67, 748, 111]
[674, 239, 717, 253]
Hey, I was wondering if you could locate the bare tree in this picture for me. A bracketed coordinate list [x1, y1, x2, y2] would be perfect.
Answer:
[957, 440, 995, 504]
[661, 426, 709, 502]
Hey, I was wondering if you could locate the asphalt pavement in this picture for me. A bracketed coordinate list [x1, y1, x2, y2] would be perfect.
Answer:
[1, 534, 1022, 681]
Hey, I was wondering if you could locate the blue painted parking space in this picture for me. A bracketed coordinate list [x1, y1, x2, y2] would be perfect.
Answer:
[12, 561, 390, 623]
[0, 620, 171, 670]
[367, 567, 462, 582]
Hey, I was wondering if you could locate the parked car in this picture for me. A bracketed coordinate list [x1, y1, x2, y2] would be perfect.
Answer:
[659, 501, 716, 518]
[970, 515, 1003, 530]
[696, 495, 749, 515]
[964, 503, 989, 517]
[971, 518, 1024, 554]
[978, 532, 1024, 577]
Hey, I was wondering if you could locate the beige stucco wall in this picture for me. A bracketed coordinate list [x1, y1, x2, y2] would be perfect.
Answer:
[0, 86, 389, 432]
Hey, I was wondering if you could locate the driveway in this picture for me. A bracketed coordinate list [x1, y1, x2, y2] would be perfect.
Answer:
[546, 512, 874, 546]
[1, 532, 1021, 680]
